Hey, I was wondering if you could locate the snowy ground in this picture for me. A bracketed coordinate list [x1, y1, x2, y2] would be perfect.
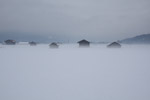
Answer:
[0, 44, 150, 100]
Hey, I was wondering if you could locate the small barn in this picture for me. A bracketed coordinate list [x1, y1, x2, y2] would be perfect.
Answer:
[4, 39, 16, 45]
[78, 39, 90, 47]
[49, 42, 59, 48]
[107, 42, 121, 48]
[29, 41, 37, 46]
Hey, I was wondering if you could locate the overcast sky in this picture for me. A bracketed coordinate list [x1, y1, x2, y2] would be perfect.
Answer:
[0, 0, 150, 42]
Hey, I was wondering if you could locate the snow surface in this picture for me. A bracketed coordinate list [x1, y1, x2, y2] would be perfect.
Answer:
[0, 44, 150, 100]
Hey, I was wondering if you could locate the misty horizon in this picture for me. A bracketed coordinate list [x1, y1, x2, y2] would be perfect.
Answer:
[1, 32, 150, 43]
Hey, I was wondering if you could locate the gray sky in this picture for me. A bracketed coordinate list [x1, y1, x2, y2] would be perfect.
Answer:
[0, 0, 150, 42]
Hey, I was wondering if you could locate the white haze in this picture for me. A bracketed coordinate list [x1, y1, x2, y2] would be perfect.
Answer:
[0, 44, 150, 100]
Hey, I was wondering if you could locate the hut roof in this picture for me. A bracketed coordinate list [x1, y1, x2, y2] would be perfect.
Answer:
[107, 42, 121, 48]
[78, 39, 90, 43]
[5, 39, 16, 43]
[4, 39, 16, 44]
[29, 41, 37, 45]
[29, 41, 36, 43]
[50, 42, 58, 46]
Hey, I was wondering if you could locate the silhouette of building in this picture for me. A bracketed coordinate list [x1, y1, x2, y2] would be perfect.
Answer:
[107, 42, 121, 48]
[49, 42, 59, 48]
[29, 41, 37, 46]
[78, 39, 90, 47]
[4, 39, 16, 45]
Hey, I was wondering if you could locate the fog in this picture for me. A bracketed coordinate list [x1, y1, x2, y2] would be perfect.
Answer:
[0, 0, 150, 41]
[0, 44, 150, 100]
[1, 0, 150, 99]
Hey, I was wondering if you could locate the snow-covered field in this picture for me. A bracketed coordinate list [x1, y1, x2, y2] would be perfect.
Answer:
[0, 44, 150, 100]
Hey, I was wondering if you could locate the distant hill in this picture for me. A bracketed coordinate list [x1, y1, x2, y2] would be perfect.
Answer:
[121, 34, 150, 44]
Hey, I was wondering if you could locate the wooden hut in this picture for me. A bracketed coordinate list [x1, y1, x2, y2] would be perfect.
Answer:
[107, 42, 121, 48]
[29, 41, 37, 46]
[78, 39, 90, 47]
[49, 42, 59, 48]
[4, 39, 16, 45]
